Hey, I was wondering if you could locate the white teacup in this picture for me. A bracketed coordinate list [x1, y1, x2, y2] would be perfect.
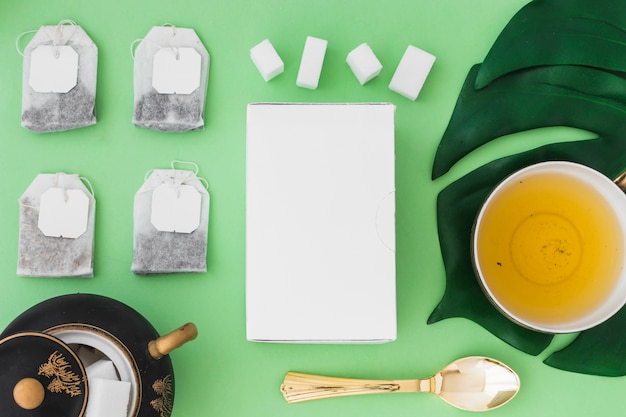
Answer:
[472, 161, 626, 333]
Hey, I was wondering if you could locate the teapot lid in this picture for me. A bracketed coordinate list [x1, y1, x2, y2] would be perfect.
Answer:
[0, 332, 88, 417]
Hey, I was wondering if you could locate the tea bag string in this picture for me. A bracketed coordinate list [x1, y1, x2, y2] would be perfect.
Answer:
[130, 38, 142, 59]
[15, 30, 38, 56]
[54, 173, 94, 201]
[54, 19, 79, 42]
[53, 173, 71, 202]
[199, 177, 210, 190]
[17, 20, 79, 58]
[170, 160, 210, 189]
[163, 23, 177, 36]
[170, 159, 210, 190]
[80, 177, 95, 197]
[163, 23, 181, 60]
[171, 160, 198, 175]
[130, 23, 179, 60]
[145, 161, 209, 190]
[145, 167, 192, 187]
[44, 20, 79, 58]
[154, 170, 194, 199]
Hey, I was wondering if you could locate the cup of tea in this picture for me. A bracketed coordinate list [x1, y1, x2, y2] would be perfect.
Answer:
[472, 161, 626, 333]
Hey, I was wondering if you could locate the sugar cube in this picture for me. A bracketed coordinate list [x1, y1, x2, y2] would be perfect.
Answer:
[388, 45, 436, 101]
[346, 43, 383, 85]
[296, 36, 328, 89]
[84, 378, 131, 417]
[86, 359, 119, 381]
[250, 39, 284, 81]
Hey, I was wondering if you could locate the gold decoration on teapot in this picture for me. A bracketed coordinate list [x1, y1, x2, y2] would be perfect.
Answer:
[38, 350, 83, 397]
[151, 374, 173, 417]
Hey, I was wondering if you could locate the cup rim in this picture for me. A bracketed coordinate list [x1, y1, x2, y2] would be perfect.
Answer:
[472, 161, 626, 333]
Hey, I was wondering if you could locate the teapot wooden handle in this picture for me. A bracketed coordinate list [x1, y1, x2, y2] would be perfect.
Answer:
[148, 322, 198, 360]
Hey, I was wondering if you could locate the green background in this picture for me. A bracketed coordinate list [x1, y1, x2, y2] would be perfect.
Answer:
[1, 0, 624, 416]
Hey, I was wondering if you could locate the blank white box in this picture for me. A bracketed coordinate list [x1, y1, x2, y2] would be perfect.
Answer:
[389, 45, 436, 101]
[250, 39, 284, 81]
[246, 103, 397, 343]
[296, 36, 328, 89]
[346, 43, 382, 85]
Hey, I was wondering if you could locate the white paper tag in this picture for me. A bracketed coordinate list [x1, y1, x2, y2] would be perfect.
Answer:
[152, 47, 201, 94]
[38, 188, 89, 238]
[151, 184, 201, 233]
[29, 45, 79, 93]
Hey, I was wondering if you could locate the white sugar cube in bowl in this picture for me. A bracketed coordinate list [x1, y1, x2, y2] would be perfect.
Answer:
[84, 378, 131, 417]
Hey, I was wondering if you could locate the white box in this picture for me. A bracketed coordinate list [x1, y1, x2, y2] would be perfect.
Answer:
[389, 45, 436, 101]
[246, 103, 397, 343]
[296, 36, 327, 89]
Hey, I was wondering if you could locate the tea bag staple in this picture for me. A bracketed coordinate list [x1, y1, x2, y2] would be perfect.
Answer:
[133, 25, 210, 132]
[132, 165, 210, 274]
[20, 21, 98, 132]
[18, 173, 96, 277]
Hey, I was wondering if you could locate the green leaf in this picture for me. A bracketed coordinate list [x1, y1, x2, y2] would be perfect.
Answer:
[475, 0, 626, 89]
[432, 64, 626, 179]
[544, 307, 626, 377]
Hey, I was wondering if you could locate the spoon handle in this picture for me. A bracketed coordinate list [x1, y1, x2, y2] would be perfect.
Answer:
[281, 372, 432, 403]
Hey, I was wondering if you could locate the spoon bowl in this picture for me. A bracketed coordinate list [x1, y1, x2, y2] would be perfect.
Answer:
[280, 356, 520, 412]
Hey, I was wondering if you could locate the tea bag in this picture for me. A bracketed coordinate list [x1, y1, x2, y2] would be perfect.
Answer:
[132, 161, 210, 274]
[132, 25, 210, 132]
[17, 173, 96, 277]
[19, 20, 97, 133]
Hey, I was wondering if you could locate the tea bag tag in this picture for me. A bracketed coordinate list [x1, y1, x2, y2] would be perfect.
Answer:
[152, 47, 201, 94]
[29, 45, 79, 93]
[151, 184, 201, 233]
[38, 188, 89, 238]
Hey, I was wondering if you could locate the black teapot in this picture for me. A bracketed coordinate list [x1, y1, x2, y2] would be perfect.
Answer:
[0, 294, 197, 417]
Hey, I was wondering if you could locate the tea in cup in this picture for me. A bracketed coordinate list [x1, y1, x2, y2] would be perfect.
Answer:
[472, 161, 626, 333]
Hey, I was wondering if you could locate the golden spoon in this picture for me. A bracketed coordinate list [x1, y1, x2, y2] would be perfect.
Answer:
[281, 356, 520, 412]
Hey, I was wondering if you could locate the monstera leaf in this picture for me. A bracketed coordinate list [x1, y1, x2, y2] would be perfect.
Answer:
[432, 64, 626, 180]
[475, 0, 626, 90]
[429, 0, 626, 376]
